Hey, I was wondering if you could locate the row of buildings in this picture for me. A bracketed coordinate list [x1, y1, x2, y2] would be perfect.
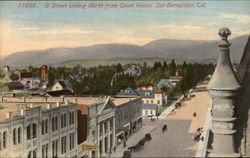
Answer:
[0, 95, 142, 158]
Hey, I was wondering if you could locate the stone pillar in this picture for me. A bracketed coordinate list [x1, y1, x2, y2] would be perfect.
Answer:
[102, 122, 105, 156]
[107, 119, 111, 152]
[208, 27, 241, 157]
[112, 117, 116, 148]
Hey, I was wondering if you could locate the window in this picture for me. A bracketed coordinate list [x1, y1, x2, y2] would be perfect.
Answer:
[61, 114, 67, 128]
[32, 124, 37, 138]
[69, 112, 74, 125]
[42, 144, 48, 158]
[72, 112, 74, 124]
[55, 116, 58, 130]
[69, 112, 71, 125]
[69, 133, 75, 150]
[3, 131, 7, 148]
[151, 100, 153, 104]
[63, 114, 66, 127]
[18, 127, 21, 143]
[157, 100, 160, 104]
[33, 150, 36, 158]
[27, 125, 31, 140]
[110, 119, 113, 130]
[45, 119, 48, 134]
[61, 136, 67, 154]
[145, 111, 148, 116]
[42, 120, 45, 135]
[28, 150, 37, 158]
[0, 133, 2, 150]
[61, 114, 63, 128]
[52, 140, 58, 157]
[13, 128, 17, 145]
[151, 110, 153, 114]
[52, 117, 55, 131]
[99, 122, 103, 136]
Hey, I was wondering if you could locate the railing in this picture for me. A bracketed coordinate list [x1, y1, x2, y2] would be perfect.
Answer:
[195, 102, 212, 157]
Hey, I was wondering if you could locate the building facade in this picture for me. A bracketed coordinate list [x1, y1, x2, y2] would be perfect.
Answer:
[116, 87, 165, 106]
[77, 97, 116, 158]
[142, 103, 157, 118]
[113, 98, 142, 143]
[0, 101, 78, 158]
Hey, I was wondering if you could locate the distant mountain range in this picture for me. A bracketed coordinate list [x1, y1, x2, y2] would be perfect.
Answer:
[0, 35, 248, 68]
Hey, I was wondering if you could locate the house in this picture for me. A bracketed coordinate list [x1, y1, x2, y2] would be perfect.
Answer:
[142, 104, 157, 118]
[116, 87, 139, 98]
[70, 73, 85, 82]
[20, 78, 41, 89]
[9, 81, 24, 90]
[137, 83, 155, 90]
[52, 79, 72, 91]
[116, 87, 165, 106]
[157, 79, 174, 90]
[169, 75, 183, 86]
[14, 71, 32, 80]
[44, 89, 75, 97]
[136, 89, 164, 106]
[124, 65, 141, 77]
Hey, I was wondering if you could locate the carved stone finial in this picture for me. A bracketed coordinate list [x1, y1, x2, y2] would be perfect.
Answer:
[218, 27, 231, 40]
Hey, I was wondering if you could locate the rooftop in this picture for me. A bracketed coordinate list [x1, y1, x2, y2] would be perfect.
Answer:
[142, 103, 157, 110]
[0, 102, 70, 121]
[112, 98, 138, 106]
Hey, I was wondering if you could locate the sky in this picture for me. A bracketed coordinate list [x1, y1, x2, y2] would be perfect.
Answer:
[0, 0, 250, 58]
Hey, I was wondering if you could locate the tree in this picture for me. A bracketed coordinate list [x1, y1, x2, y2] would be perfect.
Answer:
[163, 61, 168, 68]
[48, 67, 55, 86]
[170, 59, 177, 75]
[116, 63, 123, 73]
[10, 73, 19, 81]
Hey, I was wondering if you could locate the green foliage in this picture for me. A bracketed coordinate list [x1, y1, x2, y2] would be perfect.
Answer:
[123, 150, 131, 158]
[9, 73, 19, 81]
[10, 60, 214, 96]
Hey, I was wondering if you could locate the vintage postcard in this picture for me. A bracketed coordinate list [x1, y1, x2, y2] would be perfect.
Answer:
[0, 0, 249, 158]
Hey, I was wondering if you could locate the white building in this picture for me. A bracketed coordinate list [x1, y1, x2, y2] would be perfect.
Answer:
[52, 80, 72, 91]
[0, 101, 78, 158]
[77, 97, 116, 158]
[142, 104, 157, 118]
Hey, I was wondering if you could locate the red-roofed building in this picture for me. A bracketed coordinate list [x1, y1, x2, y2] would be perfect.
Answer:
[137, 83, 155, 90]
[169, 75, 183, 86]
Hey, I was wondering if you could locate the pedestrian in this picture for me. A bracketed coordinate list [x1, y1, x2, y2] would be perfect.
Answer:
[114, 146, 116, 152]
[193, 112, 197, 117]
[123, 140, 127, 147]
[162, 124, 167, 132]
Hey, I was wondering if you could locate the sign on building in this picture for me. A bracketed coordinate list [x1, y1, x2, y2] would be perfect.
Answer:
[82, 144, 100, 151]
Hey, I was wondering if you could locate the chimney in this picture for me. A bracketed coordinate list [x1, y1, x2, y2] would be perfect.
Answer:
[47, 104, 51, 109]
[6, 112, 12, 119]
[56, 101, 60, 107]
[20, 109, 24, 115]
[65, 100, 69, 105]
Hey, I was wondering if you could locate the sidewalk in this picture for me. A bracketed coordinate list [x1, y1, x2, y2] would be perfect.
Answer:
[110, 124, 155, 158]
[158, 94, 184, 119]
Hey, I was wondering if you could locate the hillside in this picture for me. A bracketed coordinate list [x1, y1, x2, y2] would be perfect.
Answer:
[0, 35, 248, 68]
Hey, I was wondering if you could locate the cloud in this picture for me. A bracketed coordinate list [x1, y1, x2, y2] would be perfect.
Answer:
[219, 13, 250, 24]
[32, 28, 94, 35]
[150, 24, 217, 40]
[18, 27, 40, 31]
[154, 25, 204, 31]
